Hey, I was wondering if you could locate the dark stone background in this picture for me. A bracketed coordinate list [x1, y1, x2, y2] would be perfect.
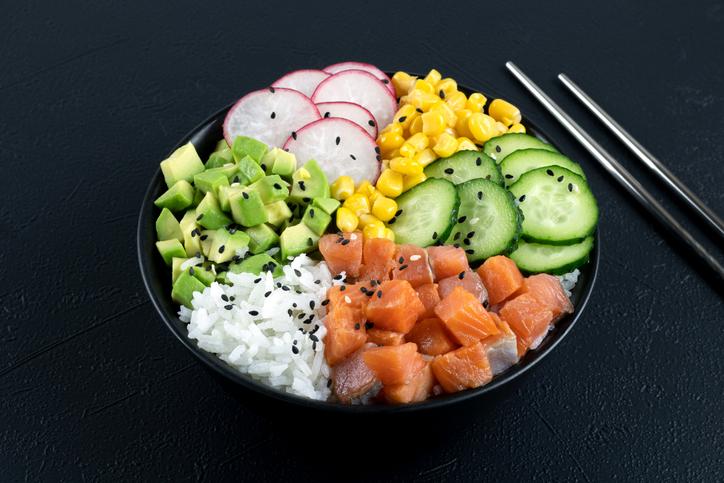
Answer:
[1, 0, 722, 481]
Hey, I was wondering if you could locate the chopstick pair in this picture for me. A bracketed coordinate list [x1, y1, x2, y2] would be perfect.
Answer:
[505, 62, 724, 279]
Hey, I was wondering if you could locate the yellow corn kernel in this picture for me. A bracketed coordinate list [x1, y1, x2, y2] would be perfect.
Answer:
[399, 143, 416, 158]
[495, 121, 507, 135]
[406, 132, 429, 151]
[343, 193, 371, 216]
[413, 79, 435, 94]
[358, 213, 382, 228]
[466, 92, 487, 112]
[424, 69, 442, 86]
[508, 122, 526, 134]
[408, 115, 424, 135]
[436, 78, 458, 97]
[468, 112, 498, 143]
[336, 207, 358, 232]
[403, 172, 427, 191]
[414, 148, 437, 167]
[355, 180, 376, 198]
[391, 71, 417, 98]
[382, 228, 396, 242]
[488, 98, 521, 126]
[363, 222, 387, 240]
[375, 168, 404, 198]
[445, 91, 467, 111]
[331, 175, 355, 200]
[406, 89, 440, 111]
[393, 104, 417, 130]
[372, 196, 398, 222]
[454, 109, 474, 138]
[381, 158, 391, 170]
[377, 131, 405, 155]
[381, 122, 403, 136]
[390, 156, 424, 175]
[431, 101, 457, 128]
[432, 133, 459, 158]
[456, 137, 478, 151]
[421, 111, 446, 136]
[388, 148, 400, 159]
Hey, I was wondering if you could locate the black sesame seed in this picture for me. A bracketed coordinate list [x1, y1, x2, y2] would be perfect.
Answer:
[221, 294, 229, 302]
[302, 197, 311, 203]
[270, 111, 276, 119]
[323, 111, 331, 118]
[233, 175, 240, 183]
[382, 79, 390, 84]
[292, 303, 298, 308]
[264, 291, 271, 297]
[294, 269, 302, 277]
[495, 145, 501, 153]
[309, 301, 315, 309]
[273, 183, 282, 190]
[458, 216, 467, 223]
[307, 237, 314, 246]
[291, 131, 297, 140]
[341, 239, 350, 246]
[298, 181, 306, 191]
[376, 155, 381, 161]
[340, 285, 346, 291]
[399, 264, 408, 271]
[335, 136, 341, 145]
[568, 183, 574, 192]
[519, 195, 526, 202]
[321, 299, 330, 306]
[242, 191, 249, 200]
[298, 313, 306, 320]
[395, 209, 403, 217]
[314, 280, 321, 285]
[557, 175, 564, 182]
[477, 191, 483, 200]
[432, 231, 438, 240]
[248, 310, 259, 316]
[458, 271, 466, 279]
[463, 238, 471, 246]
[200, 234, 208, 241]
[282, 285, 290, 291]
[398, 257, 405, 264]
[453, 243, 460, 248]
[454, 232, 461, 241]
[287, 309, 293, 316]
[546, 169, 554, 176]
[310, 334, 319, 342]
[230, 296, 235, 301]
[375, 146, 380, 154]
[485, 175, 491, 180]
[439, 90, 445, 99]
[293, 339, 298, 345]
[269, 86, 275, 93]
[327, 379, 332, 388]
[388, 217, 396, 224]
[223, 304, 233, 310]
[368, 119, 376, 127]
[377, 290, 382, 298]
[444, 168, 454, 175]
[189, 267, 195, 276]
[260, 163, 267, 171]
[354, 323, 360, 330]
[365, 322, 374, 330]
[254, 277, 262, 283]
[467, 231, 475, 238]
[195, 251, 201, 258]
[398, 116, 407, 123]
[476, 157, 482, 166]
[465, 249, 475, 254]
[196, 213, 204, 221]
[218, 245, 225, 253]
[292, 346, 299, 355]
[360, 286, 368, 294]
[350, 154, 356, 160]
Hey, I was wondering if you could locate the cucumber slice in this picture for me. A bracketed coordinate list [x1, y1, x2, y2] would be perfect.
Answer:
[444, 178, 521, 262]
[424, 151, 503, 186]
[483, 133, 557, 163]
[510, 236, 594, 275]
[509, 166, 598, 244]
[500, 149, 585, 187]
[390, 178, 458, 247]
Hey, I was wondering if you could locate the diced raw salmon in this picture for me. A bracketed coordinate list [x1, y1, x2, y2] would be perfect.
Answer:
[392, 244, 434, 288]
[499, 292, 553, 351]
[437, 270, 488, 305]
[365, 280, 425, 334]
[324, 309, 367, 365]
[427, 245, 469, 281]
[366, 327, 405, 346]
[363, 342, 426, 385]
[518, 274, 573, 321]
[319, 231, 363, 278]
[415, 283, 441, 319]
[359, 237, 396, 282]
[405, 317, 458, 356]
[332, 343, 378, 404]
[382, 362, 435, 404]
[326, 283, 370, 324]
[476, 255, 524, 306]
[480, 313, 519, 375]
[431, 342, 492, 393]
[434, 286, 499, 346]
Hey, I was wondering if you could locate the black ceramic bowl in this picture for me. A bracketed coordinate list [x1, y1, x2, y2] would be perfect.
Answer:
[137, 76, 599, 414]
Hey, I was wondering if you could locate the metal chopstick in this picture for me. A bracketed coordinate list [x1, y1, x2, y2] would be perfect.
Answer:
[505, 61, 724, 279]
[558, 73, 724, 239]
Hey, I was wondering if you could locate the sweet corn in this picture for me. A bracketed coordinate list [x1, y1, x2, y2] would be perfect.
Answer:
[381, 122, 403, 136]
[488, 98, 521, 126]
[432, 132, 459, 158]
[445, 91, 467, 111]
[331, 175, 355, 200]
[390, 156, 424, 175]
[355, 180, 376, 199]
[358, 213, 382, 228]
[372, 196, 398, 222]
[391, 71, 416, 97]
[388, 148, 401, 159]
[421, 111, 446, 136]
[406, 89, 440, 111]
[468, 112, 498, 143]
[394, 104, 417, 130]
[363, 222, 387, 240]
[399, 142, 417, 158]
[436, 78, 458, 97]
[424, 69, 442, 86]
[466, 92, 487, 112]
[414, 148, 437, 167]
[336, 207, 358, 232]
[431, 101, 457, 127]
[413, 79, 435, 94]
[382, 228, 395, 242]
[376, 168, 404, 198]
[377, 131, 405, 154]
[406, 132, 429, 151]
[403, 172, 427, 191]
[408, 115, 423, 135]
[454, 109, 474, 138]
[456, 137, 478, 151]
[508, 122, 526, 134]
[343, 193, 371, 216]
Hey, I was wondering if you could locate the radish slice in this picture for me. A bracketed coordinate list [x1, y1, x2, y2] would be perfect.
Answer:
[323, 61, 394, 95]
[312, 70, 397, 130]
[316, 101, 378, 138]
[271, 69, 330, 97]
[283, 118, 380, 185]
[223, 87, 321, 148]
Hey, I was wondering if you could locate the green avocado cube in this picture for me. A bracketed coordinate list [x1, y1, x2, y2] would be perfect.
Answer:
[264, 200, 292, 227]
[189, 265, 215, 286]
[214, 139, 229, 153]
[205, 147, 234, 169]
[172, 271, 206, 308]
[156, 239, 187, 266]
[154, 180, 195, 212]
[249, 175, 289, 204]
[312, 197, 341, 216]
[160, 143, 205, 188]
[200, 230, 214, 257]
[218, 185, 244, 212]
[229, 189, 267, 227]
[289, 160, 330, 203]
[236, 156, 265, 185]
[195, 192, 232, 229]
[301, 204, 332, 236]
[280, 223, 319, 261]
[232, 136, 268, 163]
[246, 224, 280, 254]
[156, 208, 183, 242]
[260, 148, 297, 178]
[172, 257, 189, 284]
[194, 168, 230, 194]
[179, 210, 201, 257]
[229, 254, 282, 276]
[208, 228, 251, 263]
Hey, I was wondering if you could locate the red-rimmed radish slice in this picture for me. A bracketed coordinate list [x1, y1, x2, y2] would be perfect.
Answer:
[283, 118, 380, 185]
[271, 69, 330, 97]
[323, 61, 394, 94]
[316, 101, 378, 138]
[312, 70, 397, 130]
[223, 87, 321, 148]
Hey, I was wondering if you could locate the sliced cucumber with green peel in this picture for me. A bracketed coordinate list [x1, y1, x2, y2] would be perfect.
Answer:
[510, 236, 594, 274]
[424, 151, 503, 186]
[444, 178, 521, 262]
[483, 133, 558, 163]
[500, 149, 585, 187]
[509, 166, 598, 245]
[390, 178, 458, 247]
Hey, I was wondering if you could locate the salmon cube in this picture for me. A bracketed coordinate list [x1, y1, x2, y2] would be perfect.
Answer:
[406, 317, 458, 356]
[480, 313, 519, 375]
[518, 274, 573, 321]
[319, 231, 363, 278]
[427, 245, 469, 281]
[499, 293, 553, 351]
[476, 255, 524, 306]
[415, 283, 441, 319]
[382, 362, 435, 404]
[327, 283, 370, 323]
[332, 344, 378, 404]
[435, 286, 499, 346]
[324, 309, 368, 366]
[437, 270, 488, 305]
[363, 342, 426, 385]
[366, 328, 405, 346]
[431, 342, 492, 393]
[392, 244, 434, 288]
[365, 280, 425, 334]
[359, 237, 396, 282]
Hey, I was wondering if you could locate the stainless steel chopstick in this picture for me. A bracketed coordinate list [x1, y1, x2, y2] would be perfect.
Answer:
[558, 73, 724, 239]
[505, 61, 724, 279]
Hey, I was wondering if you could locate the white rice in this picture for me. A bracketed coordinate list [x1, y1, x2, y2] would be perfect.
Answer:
[178, 254, 334, 400]
[557, 269, 580, 297]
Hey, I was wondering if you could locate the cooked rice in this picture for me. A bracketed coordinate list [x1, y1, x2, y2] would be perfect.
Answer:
[558, 269, 580, 297]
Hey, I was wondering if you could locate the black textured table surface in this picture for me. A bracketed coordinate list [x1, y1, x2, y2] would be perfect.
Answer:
[3, 1, 723, 481]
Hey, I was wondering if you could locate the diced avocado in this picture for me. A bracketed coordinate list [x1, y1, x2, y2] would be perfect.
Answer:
[156, 208, 183, 242]
[218, 185, 244, 212]
[154, 180, 195, 212]
[200, 230, 214, 257]
[156, 239, 186, 266]
[192, 188, 204, 207]
[194, 168, 230, 194]
[214, 139, 229, 153]
[189, 265, 215, 286]
[196, 192, 232, 229]
[289, 160, 330, 203]
[160, 143, 205, 188]
[280, 223, 319, 261]
[236, 156, 265, 185]
[208, 228, 251, 263]
[206, 147, 234, 169]
[179, 210, 201, 257]
[172, 257, 188, 284]
[172, 271, 206, 308]
[229, 189, 267, 227]
[264, 200, 293, 227]
[246, 223, 280, 254]
[261, 148, 297, 178]
[312, 197, 340, 215]
[301, 204, 332, 236]
[229, 253, 282, 276]
[232, 136, 268, 163]
[249, 175, 289, 204]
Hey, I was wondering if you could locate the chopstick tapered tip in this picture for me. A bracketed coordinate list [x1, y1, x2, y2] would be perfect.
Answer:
[505, 61, 517, 71]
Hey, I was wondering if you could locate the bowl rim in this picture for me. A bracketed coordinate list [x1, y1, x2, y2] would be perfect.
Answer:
[137, 77, 600, 414]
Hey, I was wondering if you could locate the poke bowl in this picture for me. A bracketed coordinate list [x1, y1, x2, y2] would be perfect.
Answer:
[138, 63, 599, 413]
